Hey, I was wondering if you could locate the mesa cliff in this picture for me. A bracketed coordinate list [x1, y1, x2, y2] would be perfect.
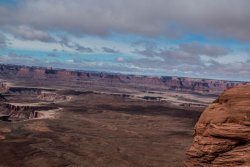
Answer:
[185, 85, 250, 166]
[0, 86, 68, 122]
[0, 64, 247, 95]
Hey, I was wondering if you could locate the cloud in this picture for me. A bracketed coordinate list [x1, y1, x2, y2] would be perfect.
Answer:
[133, 41, 158, 57]
[0, 0, 250, 41]
[126, 57, 250, 81]
[134, 41, 230, 66]
[4, 25, 55, 42]
[159, 49, 203, 65]
[58, 35, 73, 48]
[47, 53, 59, 57]
[127, 41, 250, 80]
[179, 42, 231, 57]
[58, 35, 93, 52]
[0, 33, 7, 48]
[0, 0, 249, 81]
[75, 43, 93, 53]
[0, 52, 37, 66]
[0, 51, 140, 75]
[116, 57, 124, 62]
[1, 50, 249, 81]
[8, 51, 32, 59]
[244, 48, 250, 54]
[102, 47, 119, 53]
[198, 60, 250, 80]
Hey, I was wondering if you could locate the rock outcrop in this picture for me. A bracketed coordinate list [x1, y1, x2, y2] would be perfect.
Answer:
[0, 103, 56, 121]
[0, 82, 8, 93]
[38, 92, 71, 102]
[185, 85, 250, 166]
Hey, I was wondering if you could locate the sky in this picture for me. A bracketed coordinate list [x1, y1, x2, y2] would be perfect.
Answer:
[0, 0, 250, 81]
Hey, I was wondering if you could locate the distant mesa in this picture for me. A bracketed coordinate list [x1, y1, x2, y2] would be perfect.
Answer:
[0, 64, 248, 95]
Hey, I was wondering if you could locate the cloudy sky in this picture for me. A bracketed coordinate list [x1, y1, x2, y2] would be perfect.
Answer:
[0, 0, 250, 81]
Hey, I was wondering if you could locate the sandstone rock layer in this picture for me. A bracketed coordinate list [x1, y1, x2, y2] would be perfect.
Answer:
[186, 85, 250, 167]
[0, 64, 247, 94]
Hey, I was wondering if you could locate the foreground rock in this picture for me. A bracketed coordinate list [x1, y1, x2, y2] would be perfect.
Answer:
[185, 85, 250, 166]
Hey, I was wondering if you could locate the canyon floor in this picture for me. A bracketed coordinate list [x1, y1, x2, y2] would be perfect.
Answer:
[0, 79, 216, 167]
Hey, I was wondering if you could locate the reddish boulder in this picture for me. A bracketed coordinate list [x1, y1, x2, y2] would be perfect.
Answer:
[185, 85, 250, 166]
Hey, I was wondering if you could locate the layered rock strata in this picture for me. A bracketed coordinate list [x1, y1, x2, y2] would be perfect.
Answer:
[0, 103, 55, 121]
[185, 85, 250, 166]
[0, 64, 248, 94]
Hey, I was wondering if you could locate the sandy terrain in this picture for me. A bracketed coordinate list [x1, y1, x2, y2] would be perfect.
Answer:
[0, 88, 205, 167]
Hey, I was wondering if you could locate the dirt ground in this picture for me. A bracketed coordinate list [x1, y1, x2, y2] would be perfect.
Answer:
[0, 91, 204, 167]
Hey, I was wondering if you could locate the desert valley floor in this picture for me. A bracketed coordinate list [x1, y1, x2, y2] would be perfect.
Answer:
[0, 65, 238, 167]
[0, 86, 213, 167]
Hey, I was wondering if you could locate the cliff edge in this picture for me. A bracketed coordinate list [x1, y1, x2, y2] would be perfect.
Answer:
[185, 85, 250, 167]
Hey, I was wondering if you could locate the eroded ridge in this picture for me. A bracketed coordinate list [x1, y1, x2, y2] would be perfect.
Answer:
[0, 103, 57, 121]
[0, 87, 69, 122]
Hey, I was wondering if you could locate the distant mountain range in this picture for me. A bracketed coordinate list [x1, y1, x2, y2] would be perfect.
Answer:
[0, 64, 248, 95]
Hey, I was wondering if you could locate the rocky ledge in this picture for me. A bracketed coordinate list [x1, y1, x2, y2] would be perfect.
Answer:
[185, 85, 250, 167]
[38, 92, 71, 102]
[0, 103, 56, 121]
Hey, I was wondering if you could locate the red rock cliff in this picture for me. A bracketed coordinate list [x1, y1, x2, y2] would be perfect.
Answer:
[185, 85, 250, 166]
[0, 64, 247, 94]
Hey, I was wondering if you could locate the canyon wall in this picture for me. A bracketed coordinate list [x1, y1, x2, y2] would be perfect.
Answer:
[0, 64, 247, 94]
[0, 103, 55, 120]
